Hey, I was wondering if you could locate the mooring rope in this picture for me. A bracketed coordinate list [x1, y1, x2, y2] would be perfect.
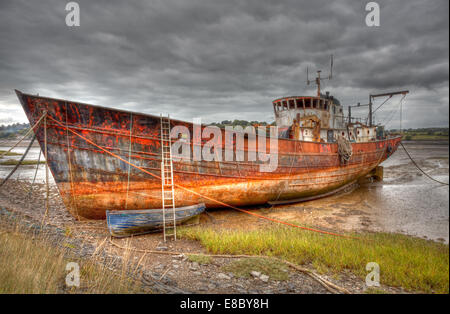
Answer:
[0, 113, 46, 158]
[47, 115, 356, 239]
[400, 142, 448, 186]
[0, 134, 36, 187]
[26, 147, 41, 200]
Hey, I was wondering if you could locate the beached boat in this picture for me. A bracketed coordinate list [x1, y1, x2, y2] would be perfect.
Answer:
[106, 203, 205, 237]
[15, 73, 406, 220]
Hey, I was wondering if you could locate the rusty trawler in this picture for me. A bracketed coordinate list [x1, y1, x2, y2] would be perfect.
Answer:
[15, 66, 408, 220]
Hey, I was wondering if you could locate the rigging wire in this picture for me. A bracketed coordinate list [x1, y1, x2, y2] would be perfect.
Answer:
[0, 134, 36, 187]
[0, 113, 46, 158]
[378, 94, 405, 128]
[372, 95, 392, 115]
[26, 148, 41, 200]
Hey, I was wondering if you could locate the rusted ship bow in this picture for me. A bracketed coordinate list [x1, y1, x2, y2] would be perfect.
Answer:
[15, 85, 403, 220]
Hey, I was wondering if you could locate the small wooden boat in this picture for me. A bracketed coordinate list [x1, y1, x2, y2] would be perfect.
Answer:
[106, 203, 206, 237]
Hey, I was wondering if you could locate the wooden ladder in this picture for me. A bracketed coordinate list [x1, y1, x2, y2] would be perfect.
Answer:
[160, 114, 177, 241]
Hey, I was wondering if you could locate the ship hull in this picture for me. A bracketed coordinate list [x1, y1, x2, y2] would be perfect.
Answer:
[16, 90, 401, 220]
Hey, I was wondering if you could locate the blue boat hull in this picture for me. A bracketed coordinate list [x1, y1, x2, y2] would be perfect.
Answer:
[106, 203, 206, 237]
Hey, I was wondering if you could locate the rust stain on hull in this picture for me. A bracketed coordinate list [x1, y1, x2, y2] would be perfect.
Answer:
[15, 90, 401, 220]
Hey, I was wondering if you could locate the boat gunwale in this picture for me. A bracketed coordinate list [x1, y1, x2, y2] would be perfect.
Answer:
[106, 203, 206, 216]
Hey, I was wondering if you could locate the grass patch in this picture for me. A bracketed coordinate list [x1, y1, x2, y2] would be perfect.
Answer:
[0, 150, 22, 156]
[222, 257, 289, 281]
[365, 287, 390, 294]
[402, 132, 449, 141]
[0, 231, 145, 293]
[0, 159, 45, 166]
[179, 226, 449, 293]
[64, 227, 73, 238]
[186, 254, 212, 264]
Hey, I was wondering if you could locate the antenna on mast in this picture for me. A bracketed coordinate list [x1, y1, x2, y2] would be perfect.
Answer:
[305, 55, 335, 97]
[306, 66, 310, 85]
[328, 54, 333, 79]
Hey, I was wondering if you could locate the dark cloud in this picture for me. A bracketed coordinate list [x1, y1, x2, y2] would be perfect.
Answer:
[0, 0, 448, 127]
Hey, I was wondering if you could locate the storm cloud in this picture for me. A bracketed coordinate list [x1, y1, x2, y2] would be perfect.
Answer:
[0, 0, 448, 128]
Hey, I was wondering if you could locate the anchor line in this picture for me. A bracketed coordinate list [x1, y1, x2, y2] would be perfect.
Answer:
[400, 142, 448, 186]
[0, 134, 36, 187]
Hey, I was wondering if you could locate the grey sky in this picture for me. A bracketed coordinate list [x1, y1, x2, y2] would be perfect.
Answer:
[0, 0, 448, 128]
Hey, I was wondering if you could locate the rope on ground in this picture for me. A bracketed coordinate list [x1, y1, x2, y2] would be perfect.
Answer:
[108, 237, 350, 294]
[400, 142, 448, 185]
[0, 135, 36, 187]
[47, 115, 356, 240]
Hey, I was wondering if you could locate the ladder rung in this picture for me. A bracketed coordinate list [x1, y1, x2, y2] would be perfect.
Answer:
[161, 115, 176, 242]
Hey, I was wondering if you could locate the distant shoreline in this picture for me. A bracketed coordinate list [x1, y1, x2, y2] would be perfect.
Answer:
[402, 139, 449, 145]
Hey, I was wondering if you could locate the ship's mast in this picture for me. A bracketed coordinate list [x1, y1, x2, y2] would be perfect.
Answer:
[307, 55, 333, 98]
[316, 70, 321, 97]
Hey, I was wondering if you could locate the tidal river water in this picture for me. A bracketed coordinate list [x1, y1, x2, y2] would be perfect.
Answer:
[0, 141, 448, 242]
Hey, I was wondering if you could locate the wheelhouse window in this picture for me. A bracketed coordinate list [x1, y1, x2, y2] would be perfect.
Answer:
[305, 98, 311, 108]
[289, 99, 295, 109]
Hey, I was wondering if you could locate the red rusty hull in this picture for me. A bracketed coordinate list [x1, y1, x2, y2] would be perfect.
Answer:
[15, 90, 401, 220]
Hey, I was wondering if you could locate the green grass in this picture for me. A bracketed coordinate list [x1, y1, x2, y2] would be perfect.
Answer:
[0, 150, 22, 156]
[179, 226, 449, 293]
[403, 133, 449, 141]
[0, 231, 146, 293]
[222, 257, 289, 281]
[365, 287, 390, 294]
[186, 254, 212, 264]
[0, 159, 45, 166]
